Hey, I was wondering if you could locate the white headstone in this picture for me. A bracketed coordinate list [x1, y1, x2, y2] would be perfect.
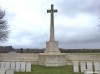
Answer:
[1, 62, 6, 69]
[80, 62, 87, 72]
[73, 62, 79, 72]
[26, 62, 31, 72]
[15, 62, 20, 72]
[5, 62, 11, 69]
[11, 62, 15, 70]
[84, 70, 93, 74]
[0, 68, 6, 74]
[6, 69, 14, 74]
[87, 62, 93, 71]
[21, 62, 26, 72]
[94, 62, 100, 71]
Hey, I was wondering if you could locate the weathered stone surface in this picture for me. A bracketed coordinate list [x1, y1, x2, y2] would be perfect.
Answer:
[5, 62, 10, 69]
[47, 4, 57, 41]
[20, 62, 26, 72]
[15, 62, 20, 72]
[0, 68, 5, 74]
[73, 62, 79, 72]
[11, 62, 15, 70]
[80, 62, 86, 72]
[6, 69, 14, 74]
[1, 62, 5, 68]
[94, 62, 100, 71]
[44, 41, 60, 54]
[84, 70, 93, 74]
[26, 62, 31, 72]
[44, 5, 60, 54]
[38, 53, 66, 66]
[87, 62, 93, 70]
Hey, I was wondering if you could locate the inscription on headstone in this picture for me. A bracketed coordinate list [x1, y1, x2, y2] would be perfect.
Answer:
[6, 69, 14, 74]
[80, 62, 86, 72]
[94, 62, 100, 71]
[0, 68, 5, 74]
[21, 62, 26, 72]
[1, 62, 5, 69]
[87, 62, 93, 70]
[84, 70, 93, 74]
[73, 62, 79, 72]
[5, 62, 10, 69]
[15, 62, 20, 72]
[26, 62, 31, 72]
[11, 62, 15, 70]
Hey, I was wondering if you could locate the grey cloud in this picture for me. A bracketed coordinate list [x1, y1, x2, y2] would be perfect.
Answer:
[1, 0, 100, 49]
[57, 0, 100, 16]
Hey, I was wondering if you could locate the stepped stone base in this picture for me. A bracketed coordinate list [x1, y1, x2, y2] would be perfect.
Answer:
[38, 53, 66, 66]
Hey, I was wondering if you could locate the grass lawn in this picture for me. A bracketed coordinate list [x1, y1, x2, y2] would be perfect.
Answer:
[15, 65, 82, 74]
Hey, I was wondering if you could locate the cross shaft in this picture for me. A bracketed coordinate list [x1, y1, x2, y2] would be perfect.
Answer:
[47, 4, 57, 41]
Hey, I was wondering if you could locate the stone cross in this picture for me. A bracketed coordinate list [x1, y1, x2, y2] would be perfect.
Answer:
[47, 4, 57, 41]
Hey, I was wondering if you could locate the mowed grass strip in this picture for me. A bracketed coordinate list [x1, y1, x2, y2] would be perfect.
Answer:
[15, 65, 82, 74]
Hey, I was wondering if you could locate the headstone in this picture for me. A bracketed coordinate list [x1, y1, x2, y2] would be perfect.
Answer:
[21, 62, 26, 72]
[11, 62, 15, 70]
[0, 68, 6, 74]
[84, 70, 93, 74]
[26, 62, 31, 72]
[94, 62, 100, 72]
[6, 69, 14, 74]
[80, 62, 87, 72]
[73, 62, 79, 72]
[1, 62, 6, 69]
[5, 62, 11, 69]
[87, 62, 93, 70]
[15, 62, 20, 72]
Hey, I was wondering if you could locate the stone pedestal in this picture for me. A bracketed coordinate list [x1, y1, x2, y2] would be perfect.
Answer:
[44, 41, 60, 54]
[38, 53, 66, 66]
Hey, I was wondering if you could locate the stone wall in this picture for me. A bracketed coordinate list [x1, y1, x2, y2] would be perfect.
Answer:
[66, 53, 100, 65]
[0, 53, 39, 64]
[0, 53, 100, 65]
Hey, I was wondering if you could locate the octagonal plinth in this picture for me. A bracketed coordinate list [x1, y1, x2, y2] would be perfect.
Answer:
[44, 41, 60, 54]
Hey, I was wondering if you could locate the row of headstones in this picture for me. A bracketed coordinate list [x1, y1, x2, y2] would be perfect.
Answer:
[0, 68, 14, 74]
[73, 62, 100, 73]
[0, 61, 31, 72]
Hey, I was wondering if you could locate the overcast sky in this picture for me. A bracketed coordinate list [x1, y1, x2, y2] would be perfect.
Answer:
[0, 0, 100, 49]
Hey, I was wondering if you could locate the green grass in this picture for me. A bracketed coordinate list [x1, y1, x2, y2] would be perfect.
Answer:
[15, 65, 82, 74]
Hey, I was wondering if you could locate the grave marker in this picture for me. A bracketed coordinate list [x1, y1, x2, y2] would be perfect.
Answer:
[94, 62, 100, 71]
[21, 62, 26, 72]
[0, 68, 5, 74]
[5, 62, 10, 69]
[11, 62, 15, 70]
[80, 62, 86, 72]
[1, 62, 5, 69]
[84, 70, 93, 74]
[73, 62, 79, 72]
[6, 69, 14, 74]
[15, 62, 20, 72]
[87, 62, 93, 71]
[26, 62, 31, 72]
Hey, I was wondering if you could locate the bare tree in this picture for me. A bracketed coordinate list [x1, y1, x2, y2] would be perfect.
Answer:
[0, 8, 8, 42]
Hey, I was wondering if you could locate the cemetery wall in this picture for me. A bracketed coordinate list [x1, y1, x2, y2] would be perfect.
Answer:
[0, 53, 100, 65]
[0, 53, 39, 64]
[66, 53, 100, 65]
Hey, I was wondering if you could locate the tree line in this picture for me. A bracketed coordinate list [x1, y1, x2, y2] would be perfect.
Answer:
[14, 48, 100, 53]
